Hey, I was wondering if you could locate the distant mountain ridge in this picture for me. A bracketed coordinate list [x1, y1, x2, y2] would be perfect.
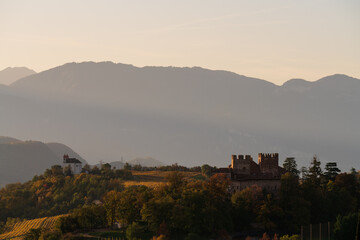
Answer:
[0, 67, 36, 85]
[1, 61, 359, 173]
[0, 136, 22, 144]
[0, 136, 87, 186]
[127, 157, 165, 167]
[94, 157, 164, 169]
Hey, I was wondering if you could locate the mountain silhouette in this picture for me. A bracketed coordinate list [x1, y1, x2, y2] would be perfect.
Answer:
[0, 67, 36, 85]
[1, 62, 359, 174]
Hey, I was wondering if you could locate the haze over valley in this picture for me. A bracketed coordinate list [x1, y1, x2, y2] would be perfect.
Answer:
[1, 62, 359, 183]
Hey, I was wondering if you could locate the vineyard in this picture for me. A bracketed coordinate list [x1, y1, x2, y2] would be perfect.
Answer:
[0, 215, 65, 240]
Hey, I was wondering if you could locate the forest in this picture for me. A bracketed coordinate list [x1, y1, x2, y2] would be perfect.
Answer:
[0, 157, 359, 240]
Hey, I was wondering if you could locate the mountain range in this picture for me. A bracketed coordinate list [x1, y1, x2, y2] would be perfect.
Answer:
[1, 61, 359, 175]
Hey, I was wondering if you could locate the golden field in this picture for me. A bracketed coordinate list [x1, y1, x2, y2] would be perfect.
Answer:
[124, 170, 203, 188]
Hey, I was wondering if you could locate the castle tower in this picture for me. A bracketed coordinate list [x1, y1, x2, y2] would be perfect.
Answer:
[231, 154, 253, 174]
[258, 153, 279, 175]
[231, 155, 238, 168]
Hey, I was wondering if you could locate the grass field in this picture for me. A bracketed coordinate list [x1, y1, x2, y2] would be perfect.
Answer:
[124, 170, 204, 188]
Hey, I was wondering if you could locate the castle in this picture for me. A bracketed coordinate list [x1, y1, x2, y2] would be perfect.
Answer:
[219, 153, 285, 193]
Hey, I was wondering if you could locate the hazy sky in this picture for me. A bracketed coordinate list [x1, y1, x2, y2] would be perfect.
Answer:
[0, 0, 359, 85]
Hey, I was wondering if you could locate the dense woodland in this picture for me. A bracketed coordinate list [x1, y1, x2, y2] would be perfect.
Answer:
[0, 157, 359, 240]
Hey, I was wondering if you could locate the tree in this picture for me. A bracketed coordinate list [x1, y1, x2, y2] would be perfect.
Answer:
[300, 166, 309, 180]
[308, 155, 322, 184]
[40, 228, 62, 240]
[231, 186, 262, 231]
[72, 205, 106, 229]
[283, 158, 299, 177]
[334, 212, 358, 240]
[118, 186, 151, 226]
[124, 163, 132, 170]
[279, 173, 310, 232]
[202, 174, 233, 234]
[126, 222, 148, 240]
[166, 171, 186, 194]
[257, 194, 283, 232]
[24, 229, 41, 240]
[90, 165, 101, 174]
[103, 190, 121, 228]
[356, 211, 360, 240]
[141, 196, 175, 234]
[58, 216, 78, 233]
[201, 164, 212, 178]
[82, 164, 91, 173]
[50, 165, 64, 176]
[324, 162, 341, 181]
[63, 166, 72, 177]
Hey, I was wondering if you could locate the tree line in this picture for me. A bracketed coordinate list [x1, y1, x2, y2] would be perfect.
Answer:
[0, 157, 359, 239]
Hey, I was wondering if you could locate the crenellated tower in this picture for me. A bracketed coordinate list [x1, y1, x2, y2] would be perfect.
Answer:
[258, 153, 279, 175]
[231, 154, 253, 174]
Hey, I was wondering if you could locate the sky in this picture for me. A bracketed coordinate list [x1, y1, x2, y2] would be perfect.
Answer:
[0, 0, 359, 85]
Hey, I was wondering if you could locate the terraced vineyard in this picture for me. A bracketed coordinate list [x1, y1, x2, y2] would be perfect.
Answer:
[0, 215, 65, 240]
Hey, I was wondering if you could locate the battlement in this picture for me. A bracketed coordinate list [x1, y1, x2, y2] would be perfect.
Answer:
[231, 155, 252, 161]
[231, 154, 253, 174]
[258, 153, 278, 160]
[258, 153, 278, 163]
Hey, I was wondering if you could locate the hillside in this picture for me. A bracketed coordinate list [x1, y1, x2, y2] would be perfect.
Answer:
[0, 141, 60, 186]
[0, 137, 86, 186]
[1, 62, 360, 171]
[0, 215, 64, 240]
[0, 67, 36, 85]
[0, 136, 22, 144]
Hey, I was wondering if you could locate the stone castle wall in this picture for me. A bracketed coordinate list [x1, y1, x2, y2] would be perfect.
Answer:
[231, 178, 281, 193]
[226, 153, 283, 193]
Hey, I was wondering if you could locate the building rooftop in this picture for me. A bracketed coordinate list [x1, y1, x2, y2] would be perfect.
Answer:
[63, 154, 82, 164]
[64, 158, 82, 164]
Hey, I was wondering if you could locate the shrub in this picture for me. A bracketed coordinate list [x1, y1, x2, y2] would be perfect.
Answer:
[126, 222, 148, 240]
[334, 212, 358, 240]
[280, 234, 300, 240]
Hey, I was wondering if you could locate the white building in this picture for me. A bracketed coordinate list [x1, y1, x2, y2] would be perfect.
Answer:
[63, 154, 82, 174]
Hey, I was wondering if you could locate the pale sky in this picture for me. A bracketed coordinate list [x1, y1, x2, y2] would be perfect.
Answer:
[0, 0, 359, 85]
